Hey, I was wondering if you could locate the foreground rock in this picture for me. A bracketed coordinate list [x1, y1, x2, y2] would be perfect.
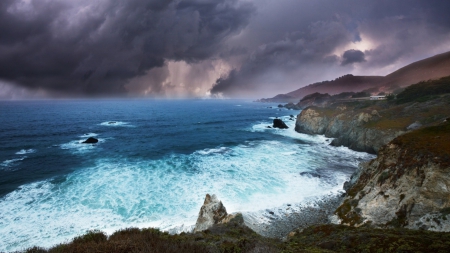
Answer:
[273, 119, 289, 129]
[194, 194, 239, 232]
[334, 122, 450, 231]
[82, 137, 98, 144]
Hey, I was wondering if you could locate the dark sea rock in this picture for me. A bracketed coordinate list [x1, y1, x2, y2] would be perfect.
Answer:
[108, 121, 116, 124]
[273, 119, 289, 129]
[82, 137, 98, 144]
[266, 126, 272, 128]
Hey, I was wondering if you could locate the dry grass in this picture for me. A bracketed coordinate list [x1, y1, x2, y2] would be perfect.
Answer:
[21, 214, 281, 253]
[392, 121, 450, 168]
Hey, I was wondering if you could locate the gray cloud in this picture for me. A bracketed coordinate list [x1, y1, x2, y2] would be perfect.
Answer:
[0, 0, 254, 97]
[341, 50, 365, 66]
[211, 0, 450, 97]
[2, 0, 450, 99]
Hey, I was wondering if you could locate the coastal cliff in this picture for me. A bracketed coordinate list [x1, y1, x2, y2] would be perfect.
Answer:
[334, 122, 450, 231]
[295, 105, 404, 153]
[295, 80, 450, 154]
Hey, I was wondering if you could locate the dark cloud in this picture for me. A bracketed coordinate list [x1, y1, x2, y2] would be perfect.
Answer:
[341, 49, 365, 65]
[210, 0, 450, 97]
[210, 20, 354, 97]
[0, 0, 254, 97]
[2, 0, 450, 99]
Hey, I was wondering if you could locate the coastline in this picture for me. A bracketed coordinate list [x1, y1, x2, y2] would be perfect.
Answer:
[243, 193, 344, 239]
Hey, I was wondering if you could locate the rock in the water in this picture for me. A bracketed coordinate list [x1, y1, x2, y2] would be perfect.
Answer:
[82, 137, 98, 144]
[266, 126, 272, 128]
[108, 121, 116, 124]
[194, 194, 228, 232]
[273, 118, 289, 129]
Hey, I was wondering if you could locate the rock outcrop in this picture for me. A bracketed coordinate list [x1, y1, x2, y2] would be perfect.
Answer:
[334, 122, 450, 231]
[82, 137, 98, 144]
[295, 106, 404, 153]
[273, 118, 289, 129]
[194, 194, 237, 232]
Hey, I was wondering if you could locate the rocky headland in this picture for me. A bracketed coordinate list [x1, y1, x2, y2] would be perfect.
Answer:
[295, 78, 450, 153]
[292, 77, 450, 234]
[334, 121, 450, 230]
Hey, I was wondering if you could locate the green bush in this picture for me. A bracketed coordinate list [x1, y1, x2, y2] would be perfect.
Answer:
[396, 76, 450, 104]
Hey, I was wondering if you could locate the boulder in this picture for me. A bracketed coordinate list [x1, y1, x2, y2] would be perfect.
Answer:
[82, 137, 98, 144]
[194, 194, 228, 232]
[273, 118, 289, 129]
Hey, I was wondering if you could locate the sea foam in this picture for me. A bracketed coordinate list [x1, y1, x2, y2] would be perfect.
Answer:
[15, 149, 36, 155]
[0, 113, 375, 252]
[0, 133, 373, 251]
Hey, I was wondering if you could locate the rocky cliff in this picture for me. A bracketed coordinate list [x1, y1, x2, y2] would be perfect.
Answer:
[295, 105, 404, 153]
[295, 89, 450, 153]
[334, 122, 450, 231]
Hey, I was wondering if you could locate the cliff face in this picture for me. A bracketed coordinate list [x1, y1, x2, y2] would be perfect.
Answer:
[295, 106, 404, 153]
[334, 122, 450, 231]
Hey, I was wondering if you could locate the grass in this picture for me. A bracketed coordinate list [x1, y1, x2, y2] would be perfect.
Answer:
[22, 222, 450, 253]
[285, 224, 450, 253]
[391, 121, 450, 168]
[21, 214, 282, 253]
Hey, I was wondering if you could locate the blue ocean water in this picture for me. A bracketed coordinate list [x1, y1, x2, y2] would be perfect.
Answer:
[0, 99, 374, 251]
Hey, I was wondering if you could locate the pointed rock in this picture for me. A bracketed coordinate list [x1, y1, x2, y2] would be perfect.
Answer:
[194, 194, 228, 232]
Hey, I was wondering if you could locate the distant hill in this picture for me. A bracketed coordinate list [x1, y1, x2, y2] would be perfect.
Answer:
[259, 51, 450, 102]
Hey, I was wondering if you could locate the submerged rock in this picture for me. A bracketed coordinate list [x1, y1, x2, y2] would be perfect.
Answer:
[194, 194, 229, 232]
[273, 119, 289, 129]
[82, 137, 98, 144]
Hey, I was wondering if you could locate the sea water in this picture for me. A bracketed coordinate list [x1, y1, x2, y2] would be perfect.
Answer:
[0, 99, 375, 251]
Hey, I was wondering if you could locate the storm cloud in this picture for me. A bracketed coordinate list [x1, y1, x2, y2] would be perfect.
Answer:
[1, 0, 450, 98]
[210, 0, 450, 98]
[0, 0, 254, 97]
[341, 50, 365, 66]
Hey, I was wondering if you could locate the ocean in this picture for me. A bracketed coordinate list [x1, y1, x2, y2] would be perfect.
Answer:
[0, 99, 375, 251]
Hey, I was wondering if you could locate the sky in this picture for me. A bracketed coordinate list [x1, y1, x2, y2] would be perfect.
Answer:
[1, 0, 450, 99]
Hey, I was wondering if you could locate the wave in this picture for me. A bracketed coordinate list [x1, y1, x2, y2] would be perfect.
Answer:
[99, 121, 134, 127]
[78, 133, 98, 138]
[1, 157, 27, 169]
[15, 149, 36, 155]
[196, 147, 231, 155]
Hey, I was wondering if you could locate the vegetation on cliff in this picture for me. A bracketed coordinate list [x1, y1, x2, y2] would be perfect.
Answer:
[23, 221, 450, 253]
[396, 76, 450, 104]
[391, 120, 450, 168]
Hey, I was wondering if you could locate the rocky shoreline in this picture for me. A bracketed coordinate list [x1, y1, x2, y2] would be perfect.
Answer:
[243, 194, 345, 239]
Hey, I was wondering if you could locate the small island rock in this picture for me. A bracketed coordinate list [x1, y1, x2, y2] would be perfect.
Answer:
[82, 137, 98, 144]
[273, 118, 289, 129]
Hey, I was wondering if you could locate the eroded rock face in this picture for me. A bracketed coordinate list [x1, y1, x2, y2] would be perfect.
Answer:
[194, 194, 229, 232]
[295, 107, 404, 153]
[334, 137, 450, 231]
